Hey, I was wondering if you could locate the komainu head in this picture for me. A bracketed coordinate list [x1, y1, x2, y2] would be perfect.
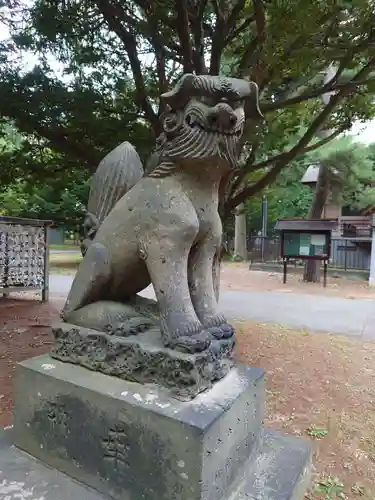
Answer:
[159, 74, 262, 169]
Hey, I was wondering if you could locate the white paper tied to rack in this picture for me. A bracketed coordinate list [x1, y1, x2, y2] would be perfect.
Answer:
[0, 223, 45, 288]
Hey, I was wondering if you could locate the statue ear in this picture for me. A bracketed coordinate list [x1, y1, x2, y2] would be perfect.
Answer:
[158, 104, 172, 124]
[160, 74, 195, 109]
[244, 81, 263, 120]
[160, 107, 182, 135]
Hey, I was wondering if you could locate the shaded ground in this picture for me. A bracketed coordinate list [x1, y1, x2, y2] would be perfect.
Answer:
[1, 298, 374, 498]
[0, 299, 61, 428]
[237, 321, 375, 499]
[222, 264, 375, 299]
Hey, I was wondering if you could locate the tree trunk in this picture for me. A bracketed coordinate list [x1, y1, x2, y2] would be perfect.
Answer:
[303, 256, 321, 282]
[213, 242, 227, 302]
[303, 164, 329, 282]
[234, 203, 247, 260]
[304, 64, 336, 283]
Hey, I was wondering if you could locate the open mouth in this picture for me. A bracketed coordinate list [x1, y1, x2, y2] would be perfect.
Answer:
[185, 114, 242, 138]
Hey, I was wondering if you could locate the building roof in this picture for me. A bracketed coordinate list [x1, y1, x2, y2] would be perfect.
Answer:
[0, 216, 53, 227]
[301, 163, 339, 186]
[301, 164, 320, 185]
[274, 218, 338, 231]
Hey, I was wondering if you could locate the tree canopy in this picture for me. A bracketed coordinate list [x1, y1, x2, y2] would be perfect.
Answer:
[0, 0, 375, 218]
[242, 135, 375, 234]
[308, 135, 375, 210]
[0, 180, 89, 230]
[1, 127, 374, 233]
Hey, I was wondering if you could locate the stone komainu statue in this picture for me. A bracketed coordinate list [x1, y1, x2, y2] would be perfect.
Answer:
[55, 74, 262, 389]
[80, 141, 144, 256]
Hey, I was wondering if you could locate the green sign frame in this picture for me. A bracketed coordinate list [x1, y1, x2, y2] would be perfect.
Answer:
[281, 230, 331, 260]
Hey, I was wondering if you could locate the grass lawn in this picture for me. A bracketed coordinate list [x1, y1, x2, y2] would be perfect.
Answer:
[1, 297, 373, 499]
[49, 243, 80, 251]
[49, 250, 82, 272]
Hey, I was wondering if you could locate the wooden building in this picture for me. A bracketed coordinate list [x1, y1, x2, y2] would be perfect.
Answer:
[301, 164, 373, 242]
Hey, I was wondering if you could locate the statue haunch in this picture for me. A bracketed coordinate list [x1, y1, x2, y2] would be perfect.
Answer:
[62, 74, 262, 354]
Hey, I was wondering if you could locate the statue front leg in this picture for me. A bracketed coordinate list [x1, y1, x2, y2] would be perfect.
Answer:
[143, 238, 211, 354]
[189, 233, 234, 340]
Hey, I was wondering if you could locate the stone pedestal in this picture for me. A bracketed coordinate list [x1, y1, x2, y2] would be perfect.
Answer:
[50, 322, 235, 401]
[13, 355, 312, 500]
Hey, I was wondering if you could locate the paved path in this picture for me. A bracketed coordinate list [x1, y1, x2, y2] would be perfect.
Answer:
[49, 274, 375, 340]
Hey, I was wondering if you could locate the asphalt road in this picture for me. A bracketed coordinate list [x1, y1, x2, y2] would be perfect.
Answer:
[49, 273, 375, 340]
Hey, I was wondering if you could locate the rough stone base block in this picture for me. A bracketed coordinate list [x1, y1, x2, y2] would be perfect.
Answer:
[13, 355, 312, 500]
[0, 428, 106, 500]
[2, 428, 310, 500]
[234, 430, 312, 500]
[14, 355, 264, 500]
[51, 322, 235, 401]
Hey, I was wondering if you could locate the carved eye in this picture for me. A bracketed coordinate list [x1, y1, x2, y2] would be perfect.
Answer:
[231, 99, 245, 109]
[199, 96, 216, 106]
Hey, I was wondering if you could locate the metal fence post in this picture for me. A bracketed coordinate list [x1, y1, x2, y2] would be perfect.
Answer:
[369, 216, 375, 286]
[2, 230, 9, 298]
[344, 239, 348, 271]
[42, 224, 50, 302]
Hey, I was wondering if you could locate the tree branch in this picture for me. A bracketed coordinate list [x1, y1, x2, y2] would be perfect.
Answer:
[229, 127, 343, 200]
[14, 117, 102, 170]
[166, 60, 179, 85]
[261, 77, 375, 113]
[265, 30, 375, 111]
[211, 0, 224, 20]
[256, 128, 342, 171]
[191, 0, 209, 73]
[238, 0, 266, 81]
[142, 2, 168, 100]
[226, 15, 255, 45]
[95, 0, 159, 133]
[174, 0, 194, 73]
[253, 0, 266, 39]
[209, 0, 226, 74]
[228, 141, 260, 197]
[258, 11, 341, 91]
[225, 57, 375, 214]
[227, 0, 246, 26]
[327, 29, 375, 88]
[104, 2, 181, 57]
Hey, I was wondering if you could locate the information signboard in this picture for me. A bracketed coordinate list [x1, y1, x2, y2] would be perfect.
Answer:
[283, 232, 329, 259]
[274, 218, 338, 288]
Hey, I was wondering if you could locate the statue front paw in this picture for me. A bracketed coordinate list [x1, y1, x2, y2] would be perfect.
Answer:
[167, 331, 211, 354]
[162, 320, 211, 353]
[204, 314, 226, 328]
[203, 315, 235, 340]
[219, 323, 235, 338]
